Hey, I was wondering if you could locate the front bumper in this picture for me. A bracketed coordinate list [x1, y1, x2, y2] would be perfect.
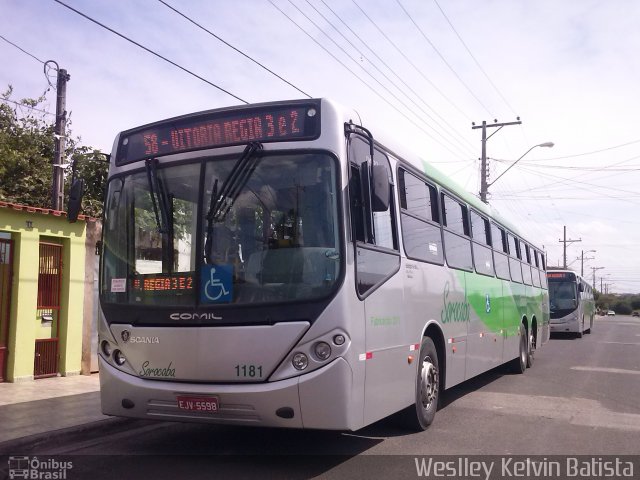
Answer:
[99, 355, 356, 430]
[550, 316, 580, 333]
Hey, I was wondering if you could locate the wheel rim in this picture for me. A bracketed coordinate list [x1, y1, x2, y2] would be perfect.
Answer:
[520, 333, 527, 365]
[420, 355, 439, 410]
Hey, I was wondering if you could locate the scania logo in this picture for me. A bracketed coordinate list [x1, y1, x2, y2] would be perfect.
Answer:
[169, 312, 222, 321]
[130, 336, 160, 344]
[120, 330, 160, 344]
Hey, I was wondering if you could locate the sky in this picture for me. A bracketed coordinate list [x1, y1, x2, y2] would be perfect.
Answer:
[1, 0, 639, 294]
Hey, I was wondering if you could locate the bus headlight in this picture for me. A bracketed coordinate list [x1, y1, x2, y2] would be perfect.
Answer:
[292, 353, 308, 370]
[113, 349, 127, 366]
[333, 334, 345, 346]
[314, 341, 331, 361]
[101, 340, 112, 357]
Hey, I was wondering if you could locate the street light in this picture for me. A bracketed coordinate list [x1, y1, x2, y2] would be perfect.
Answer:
[482, 142, 554, 202]
[581, 249, 596, 277]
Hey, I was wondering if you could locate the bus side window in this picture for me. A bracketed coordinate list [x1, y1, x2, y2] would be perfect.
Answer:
[397, 168, 443, 265]
[492, 223, 510, 280]
[349, 164, 366, 243]
[539, 251, 548, 289]
[470, 210, 494, 277]
[441, 193, 473, 271]
[507, 233, 523, 283]
[522, 242, 533, 286]
[348, 137, 397, 250]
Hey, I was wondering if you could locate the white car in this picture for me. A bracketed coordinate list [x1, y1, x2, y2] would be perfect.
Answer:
[607, 310, 616, 316]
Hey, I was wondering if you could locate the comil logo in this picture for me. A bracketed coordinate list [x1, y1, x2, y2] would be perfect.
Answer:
[8, 456, 73, 479]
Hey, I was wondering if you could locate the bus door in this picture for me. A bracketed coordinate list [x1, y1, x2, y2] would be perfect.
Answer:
[347, 133, 409, 425]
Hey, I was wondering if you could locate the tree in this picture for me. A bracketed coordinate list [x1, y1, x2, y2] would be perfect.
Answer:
[0, 86, 107, 217]
[0, 87, 55, 208]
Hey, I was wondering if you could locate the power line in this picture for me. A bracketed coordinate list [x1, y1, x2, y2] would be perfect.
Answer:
[268, 0, 468, 159]
[491, 158, 640, 171]
[52, 0, 248, 104]
[156, 0, 311, 99]
[0, 97, 54, 116]
[519, 138, 640, 162]
[315, 0, 477, 154]
[432, 0, 518, 117]
[500, 163, 640, 199]
[0, 34, 45, 64]
[395, 0, 493, 116]
[285, 0, 471, 158]
[350, 0, 470, 121]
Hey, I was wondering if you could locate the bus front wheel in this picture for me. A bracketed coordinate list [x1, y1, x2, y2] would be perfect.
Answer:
[401, 336, 440, 431]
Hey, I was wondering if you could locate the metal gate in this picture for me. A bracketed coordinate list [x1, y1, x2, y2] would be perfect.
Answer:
[0, 239, 13, 383]
[34, 242, 62, 379]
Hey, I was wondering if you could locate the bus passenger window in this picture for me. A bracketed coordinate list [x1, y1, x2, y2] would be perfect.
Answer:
[491, 223, 510, 280]
[507, 233, 523, 283]
[398, 169, 443, 265]
[470, 210, 494, 276]
[441, 193, 473, 271]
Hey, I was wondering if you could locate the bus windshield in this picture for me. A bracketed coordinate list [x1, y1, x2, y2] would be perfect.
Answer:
[548, 274, 578, 318]
[100, 151, 341, 308]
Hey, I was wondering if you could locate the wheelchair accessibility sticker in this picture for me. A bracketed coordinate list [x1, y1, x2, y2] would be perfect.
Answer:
[201, 264, 233, 303]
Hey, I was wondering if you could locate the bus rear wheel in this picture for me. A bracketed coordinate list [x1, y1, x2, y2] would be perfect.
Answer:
[508, 324, 527, 374]
[401, 336, 440, 431]
[526, 329, 535, 368]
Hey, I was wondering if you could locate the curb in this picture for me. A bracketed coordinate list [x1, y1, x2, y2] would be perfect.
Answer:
[0, 417, 151, 455]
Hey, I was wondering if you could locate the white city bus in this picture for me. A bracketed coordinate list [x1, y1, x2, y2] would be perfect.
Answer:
[97, 98, 549, 431]
[547, 269, 595, 337]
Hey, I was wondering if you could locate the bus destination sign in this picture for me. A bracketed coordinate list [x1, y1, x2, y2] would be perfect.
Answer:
[132, 273, 194, 294]
[117, 103, 320, 165]
[547, 272, 575, 280]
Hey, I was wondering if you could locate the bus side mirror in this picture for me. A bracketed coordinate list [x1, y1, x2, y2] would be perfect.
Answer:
[371, 163, 390, 212]
[578, 283, 584, 292]
[67, 178, 85, 223]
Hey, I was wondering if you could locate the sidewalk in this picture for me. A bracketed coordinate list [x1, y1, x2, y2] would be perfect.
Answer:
[0, 373, 111, 445]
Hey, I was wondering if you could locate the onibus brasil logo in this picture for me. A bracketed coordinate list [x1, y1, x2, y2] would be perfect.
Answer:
[8, 456, 73, 479]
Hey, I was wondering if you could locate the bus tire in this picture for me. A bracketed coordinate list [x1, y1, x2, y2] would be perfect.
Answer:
[526, 329, 535, 368]
[400, 336, 440, 431]
[508, 324, 527, 374]
[576, 319, 583, 339]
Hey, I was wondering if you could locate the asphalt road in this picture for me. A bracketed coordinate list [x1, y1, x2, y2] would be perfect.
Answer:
[3, 314, 640, 479]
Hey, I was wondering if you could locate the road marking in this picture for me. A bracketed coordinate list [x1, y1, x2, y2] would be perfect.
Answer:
[453, 391, 640, 432]
[571, 366, 640, 375]
[598, 341, 640, 346]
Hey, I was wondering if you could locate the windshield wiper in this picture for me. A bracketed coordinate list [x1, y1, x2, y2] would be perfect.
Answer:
[204, 141, 263, 264]
[145, 158, 175, 272]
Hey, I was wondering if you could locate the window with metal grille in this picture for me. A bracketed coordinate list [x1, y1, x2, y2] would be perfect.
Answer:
[37, 243, 62, 322]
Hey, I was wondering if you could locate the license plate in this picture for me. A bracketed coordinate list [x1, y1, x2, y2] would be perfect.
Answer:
[176, 395, 219, 413]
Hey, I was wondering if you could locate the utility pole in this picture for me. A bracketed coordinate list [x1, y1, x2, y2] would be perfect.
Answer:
[472, 118, 522, 203]
[580, 249, 595, 277]
[52, 66, 70, 211]
[592, 266, 604, 292]
[559, 226, 581, 269]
